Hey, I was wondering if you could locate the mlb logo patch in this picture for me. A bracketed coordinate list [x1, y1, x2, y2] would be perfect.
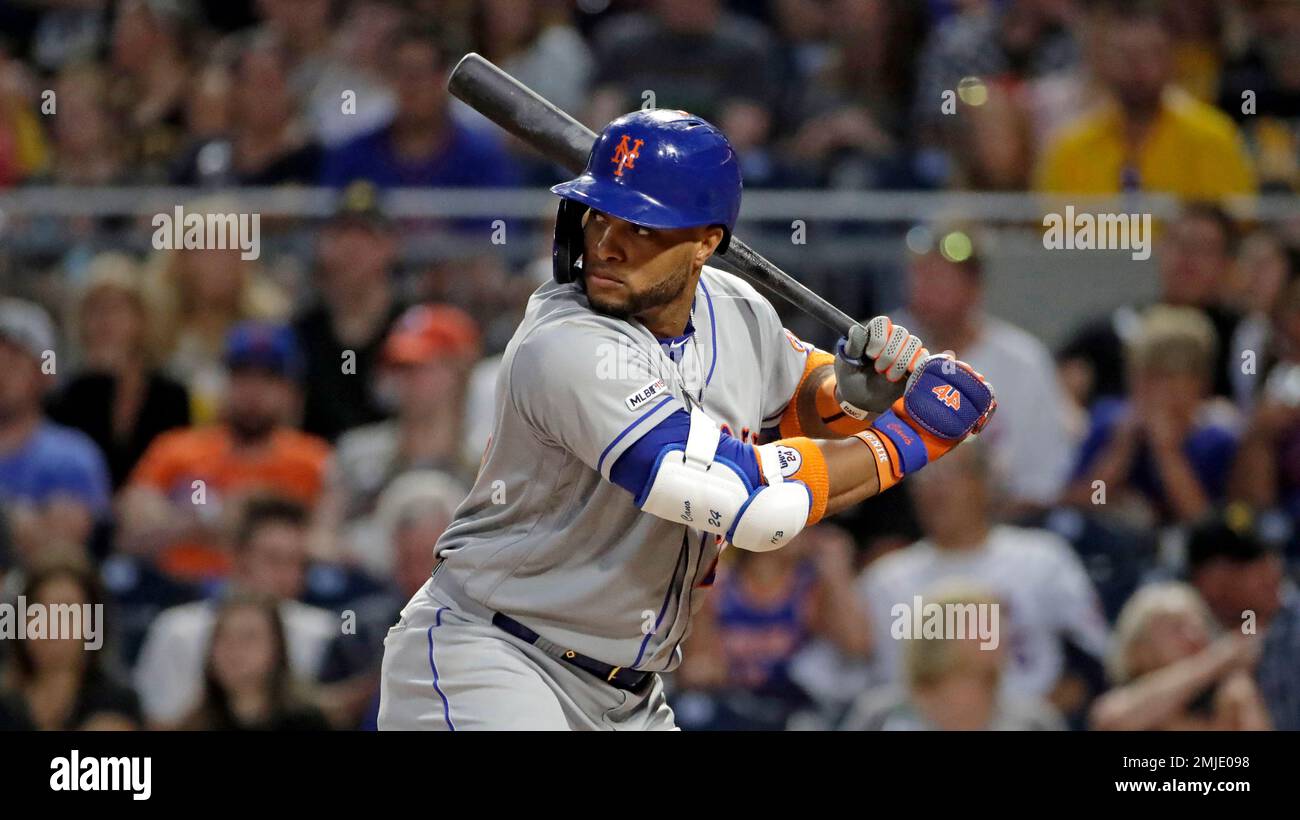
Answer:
[625, 377, 668, 411]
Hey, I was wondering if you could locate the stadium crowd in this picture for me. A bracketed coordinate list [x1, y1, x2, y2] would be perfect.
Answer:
[0, 0, 1298, 730]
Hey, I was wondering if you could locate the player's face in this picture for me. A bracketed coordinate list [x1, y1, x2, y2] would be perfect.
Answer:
[580, 210, 721, 321]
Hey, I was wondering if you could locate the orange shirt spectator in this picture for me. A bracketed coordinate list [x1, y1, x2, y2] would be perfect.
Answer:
[121, 322, 330, 581]
[127, 424, 329, 582]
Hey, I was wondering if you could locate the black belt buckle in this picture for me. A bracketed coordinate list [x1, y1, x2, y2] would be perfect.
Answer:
[492, 612, 651, 694]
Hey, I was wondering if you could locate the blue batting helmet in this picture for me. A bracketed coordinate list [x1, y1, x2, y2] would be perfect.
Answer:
[550, 109, 743, 283]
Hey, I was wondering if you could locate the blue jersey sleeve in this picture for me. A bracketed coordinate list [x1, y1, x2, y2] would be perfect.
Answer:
[609, 409, 763, 500]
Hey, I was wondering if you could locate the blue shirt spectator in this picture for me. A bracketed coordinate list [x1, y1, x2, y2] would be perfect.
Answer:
[0, 298, 113, 559]
[1073, 396, 1239, 515]
[319, 119, 521, 189]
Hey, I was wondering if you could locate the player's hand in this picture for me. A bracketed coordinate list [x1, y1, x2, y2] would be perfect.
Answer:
[890, 352, 997, 457]
[834, 316, 927, 419]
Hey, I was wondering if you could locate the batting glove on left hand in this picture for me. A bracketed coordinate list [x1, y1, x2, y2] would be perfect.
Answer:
[833, 316, 928, 419]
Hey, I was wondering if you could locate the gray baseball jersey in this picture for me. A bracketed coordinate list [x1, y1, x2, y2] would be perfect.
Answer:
[429, 265, 814, 672]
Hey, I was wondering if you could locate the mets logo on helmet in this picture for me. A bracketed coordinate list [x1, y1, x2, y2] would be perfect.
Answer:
[611, 135, 644, 177]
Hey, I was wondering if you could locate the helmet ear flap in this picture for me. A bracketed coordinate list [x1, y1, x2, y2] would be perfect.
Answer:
[715, 226, 732, 255]
[552, 199, 588, 284]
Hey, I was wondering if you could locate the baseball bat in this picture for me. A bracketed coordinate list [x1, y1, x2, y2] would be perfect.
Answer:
[447, 52, 857, 338]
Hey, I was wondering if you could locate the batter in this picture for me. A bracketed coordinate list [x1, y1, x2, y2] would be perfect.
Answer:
[378, 109, 996, 730]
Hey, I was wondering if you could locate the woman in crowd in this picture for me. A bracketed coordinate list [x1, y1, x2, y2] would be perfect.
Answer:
[181, 592, 329, 731]
[143, 199, 290, 425]
[0, 550, 141, 730]
[1091, 582, 1270, 730]
[48, 253, 190, 491]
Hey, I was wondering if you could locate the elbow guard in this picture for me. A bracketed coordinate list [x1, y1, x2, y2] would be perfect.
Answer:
[637, 407, 826, 552]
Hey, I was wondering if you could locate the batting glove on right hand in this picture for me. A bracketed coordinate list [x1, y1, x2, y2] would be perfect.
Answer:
[833, 316, 928, 419]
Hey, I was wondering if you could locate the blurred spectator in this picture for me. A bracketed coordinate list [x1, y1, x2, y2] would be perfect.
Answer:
[0, 44, 48, 186]
[22, 0, 107, 73]
[894, 229, 1078, 510]
[298, 0, 402, 149]
[840, 587, 1065, 730]
[41, 63, 126, 186]
[118, 322, 329, 582]
[1, 550, 141, 730]
[251, 0, 336, 107]
[179, 60, 232, 148]
[144, 198, 291, 424]
[913, 0, 1082, 187]
[311, 305, 479, 565]
[107, 0, 197, 182]
[857, 440, 1110, 715]
[587, 0, 784, 126]
[1217, 0, 1300, 192]
[1185, 511, 1300, 730]
[785, 0, 916, 188]
[1226, 229, 1294, 408]
[476, 0, 594, 122]
[1231, 276, 1300, 538]
[179, 591, 330, 730]
[132, 495, 336, 727]
[316, 470, 463, 729]
[47, 253, 190, 491]
[1058, 204, 1244, 406]
[319, 26, 521, 189]
[172, 33, 322, 186]
[1162, 0, 1228, 104]
[1034, 0, 1257, 198]
[673, 524, 871, 730]
[293, 181, 405, 443]
[0, 299, 112, 561]
[1066, 306, 1239, 527]
[1090, 581, 1270, 730]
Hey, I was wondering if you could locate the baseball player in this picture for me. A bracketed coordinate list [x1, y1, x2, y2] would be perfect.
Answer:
[378, 109, 997, 730]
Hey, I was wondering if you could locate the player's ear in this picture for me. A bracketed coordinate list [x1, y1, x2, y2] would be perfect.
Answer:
[694, 226, 725, 266]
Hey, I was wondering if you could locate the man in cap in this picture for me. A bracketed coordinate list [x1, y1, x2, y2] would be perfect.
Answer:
[1187, 508, 1300, 730]
[121, 321, 330, 581]
[294, 179, 407, 442]
[0, 298, 112, 560]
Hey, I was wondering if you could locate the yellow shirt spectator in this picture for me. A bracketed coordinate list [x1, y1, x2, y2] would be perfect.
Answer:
[1034, 88, 1257, 199]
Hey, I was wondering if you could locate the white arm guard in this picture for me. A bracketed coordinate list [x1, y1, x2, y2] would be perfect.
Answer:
[637, 407, 811, 551]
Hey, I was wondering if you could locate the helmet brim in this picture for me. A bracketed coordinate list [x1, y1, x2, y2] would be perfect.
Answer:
[551, 175, 699, 231]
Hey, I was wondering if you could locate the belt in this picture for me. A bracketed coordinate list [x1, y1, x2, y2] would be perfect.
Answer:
[491, 612, 653, 694]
